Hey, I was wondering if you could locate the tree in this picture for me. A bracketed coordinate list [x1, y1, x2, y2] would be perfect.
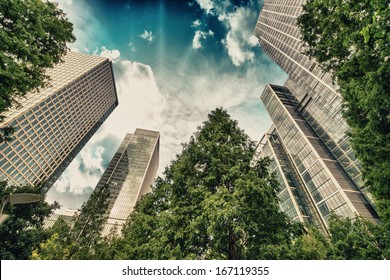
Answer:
[290, 213, 389, 260]
[290, 227, 331, 260]
[297, 0, 390, 202]
[327, 214, 388, 259]
[32, 184, 110, 260]
[31, 217, 72, 260]
[0, 0, 75, 141]
[107, 108, 302, 260]
[0, 181, 59, 259]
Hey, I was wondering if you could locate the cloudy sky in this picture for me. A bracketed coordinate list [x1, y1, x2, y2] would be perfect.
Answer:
[46, 0, 287, 210]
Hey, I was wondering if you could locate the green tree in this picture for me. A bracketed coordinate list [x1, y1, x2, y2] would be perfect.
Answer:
[290, 227, 331, 260]
[290, 214, 389, 260]
[32, 184, 110, 259]
[297, 0, 390, 202]
[31, 217, 72, 260]
[68, 184, 110, 259]
[0, 181, 59, 259]
[327, 214, 388, 259]
[108, 108, 302, 260]
[0, 0, 75, 141]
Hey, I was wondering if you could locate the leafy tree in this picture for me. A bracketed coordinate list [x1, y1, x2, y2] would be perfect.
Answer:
[297, 0, 390, 202]
[31, 217, 72, 260]
[290, 227, 331, 260]
[290, 214, 389, 260]
[327, 214, 388, 259]
[0, 0, 75, 141]
[107, 108, 302, 260]
[32, 184, 110, 259]
[0, 181, 59, 259]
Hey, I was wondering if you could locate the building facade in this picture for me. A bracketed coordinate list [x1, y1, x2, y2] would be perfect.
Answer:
[0, 52, 118, 192]
[92, 129, 160, 236]
[253, 1, 378, 229]
[253, 0, 365, 191]
[253, 85, 378, 229]
[44, 209, 79, 229]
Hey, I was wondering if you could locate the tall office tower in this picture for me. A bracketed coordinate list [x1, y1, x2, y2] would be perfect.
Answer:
[252, 1, 379, 229]
[92, 129, 159, 236]
[253, 0, 365, 193]
[0, 52, 118, 192]
[252, 85, 379, 230]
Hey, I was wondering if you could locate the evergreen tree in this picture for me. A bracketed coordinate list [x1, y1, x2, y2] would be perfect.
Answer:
[109, 108, 301, 260]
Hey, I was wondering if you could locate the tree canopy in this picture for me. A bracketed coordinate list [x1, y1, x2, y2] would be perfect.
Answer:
[297, 0, 390, 203]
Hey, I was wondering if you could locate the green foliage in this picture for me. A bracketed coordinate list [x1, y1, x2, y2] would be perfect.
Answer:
[31, 218, 72, 260]
[0, 181, 59, 259]
[32, 184, 110, 260]
[291, 227, 331, 260]
[291, 214, 389, 260]
[327, 214, 386, 259]
[0, 123, 14, 142]
[107, 108, 301, 260]
[298, 0, 390, 203]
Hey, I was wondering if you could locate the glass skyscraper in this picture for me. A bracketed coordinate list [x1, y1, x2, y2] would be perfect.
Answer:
[0, 52, 118, 192]
[92, 129, 160, 236]
[253, 0, 379, 229]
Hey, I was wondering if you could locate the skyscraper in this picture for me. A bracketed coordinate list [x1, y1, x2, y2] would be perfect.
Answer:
[0, 52, 118, 192]
[253, 85, 378, 230]
[92, 129, 159, 236]
[253, 0, 364, 191]
[252, 1, 379, 229]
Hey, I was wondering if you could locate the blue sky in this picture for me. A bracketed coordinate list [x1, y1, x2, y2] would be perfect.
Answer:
[46, 0, 287, 210]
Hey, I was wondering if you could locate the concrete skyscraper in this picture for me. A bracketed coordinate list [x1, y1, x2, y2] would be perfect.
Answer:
[0, 52, 118, 192]
[92, 129, 160, 236]
[252, 0, 378, 229]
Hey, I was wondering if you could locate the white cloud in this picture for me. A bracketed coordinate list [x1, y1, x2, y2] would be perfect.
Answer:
[191, 19, 201, 28]
[53, 0, 106, 55]
[139, 30, 154, 42]
[195, 0, 214, 14]
[219, 6, 260, 66]
[99, 47, 121, 61]
[195, 0, 261, 66]
[192, 30, 214, 49]
[128, 42, 136, 52]
[50, 146, 105, 196]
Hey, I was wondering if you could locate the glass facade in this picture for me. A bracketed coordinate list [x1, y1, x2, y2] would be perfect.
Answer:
[253, 0, 365, 192]
[253, 126, 327, 232]
[252, 0, 379, 229]
[255, 85, 378, 228]
[92, 129, 160, 236]
[0, 52, 118, 192]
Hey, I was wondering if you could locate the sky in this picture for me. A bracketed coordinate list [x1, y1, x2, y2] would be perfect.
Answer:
[46, 0, 288, 210]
